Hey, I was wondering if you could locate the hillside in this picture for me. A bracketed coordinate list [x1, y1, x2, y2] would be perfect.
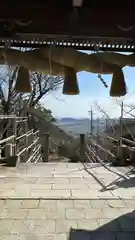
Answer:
[58, 117, 135, 163]
[27, 110, 135, 163]
[58, 118, 77, 122]
[27, 107, 73, 148]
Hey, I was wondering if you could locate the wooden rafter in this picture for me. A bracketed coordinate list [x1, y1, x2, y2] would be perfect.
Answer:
[0, 1, 135, 51]
[0, 38, 134, 52]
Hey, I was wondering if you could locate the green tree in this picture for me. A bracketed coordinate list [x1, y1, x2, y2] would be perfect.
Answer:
[35, 102, 56, 122]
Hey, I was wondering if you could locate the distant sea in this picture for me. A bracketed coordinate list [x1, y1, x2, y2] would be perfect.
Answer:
[55, 118, 119, 137]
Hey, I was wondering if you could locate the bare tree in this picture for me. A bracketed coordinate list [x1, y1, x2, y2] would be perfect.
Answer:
[114, 99, 135, 119]
[28, 72, 63, 108]
[94, 101, 116, 133]
[0, 66, 64, 115]
[0, 65, 64, 145]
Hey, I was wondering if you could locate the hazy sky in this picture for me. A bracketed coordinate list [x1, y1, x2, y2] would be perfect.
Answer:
[41, 52, 135, 119]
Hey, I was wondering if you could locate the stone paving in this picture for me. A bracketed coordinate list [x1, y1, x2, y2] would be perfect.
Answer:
[0, 163, 134, 239]
[0, 163, 134, 199]
[0, 199, 135, 239]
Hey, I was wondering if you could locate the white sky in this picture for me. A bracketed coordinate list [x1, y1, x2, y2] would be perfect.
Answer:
[41, 88, 135, 119]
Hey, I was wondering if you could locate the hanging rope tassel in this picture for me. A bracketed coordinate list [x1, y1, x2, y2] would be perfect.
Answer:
[2, 44, 32, 93]
[94, 44, 127, 97]
[49, 42, 79, 95]
[110, 67, 127, 97]
[15, 66, 32, 93]
[98, 74, 108, 88]
[95, 45, 108, 90]
[62, 66, 80, 95]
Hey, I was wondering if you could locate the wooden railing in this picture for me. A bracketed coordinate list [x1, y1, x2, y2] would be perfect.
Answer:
[0, 116, 42, 166]
[17, 129, 42, 164]
[0, 129, 42, 166]
[85, 131, 135, 165]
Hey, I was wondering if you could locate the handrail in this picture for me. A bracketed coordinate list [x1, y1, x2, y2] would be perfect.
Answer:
[0, 135, 15, 144]
[16, 133, 27, 141]
[17, 147, 26, 156]
[88, 139, 115, 158]
[0, 115, 43, 165]
[27, 138, 39, 150]
[16, 129, 34, 141]
[120, 137, 135, 146]
[26, 144, 41, 163]
[100, 133, 118, 142]
[16, 119, 27, 123]
[0, 115, 27, 119]
[27, 130, 34, 136]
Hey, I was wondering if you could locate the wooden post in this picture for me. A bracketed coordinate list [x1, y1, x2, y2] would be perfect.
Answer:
[0, 145, 1, 158]
[117, 101, 123, 159]
[116, 101, 124, 165]
[24, 120, 28, 162]
[105, 118, 108, 131]
[96, 117, 100, 156]
[5, 143, 13, 157]
[43, 133, 50, 162]
[36, 130, 40, 161]
[88, 107, 93, 137]
[13, 118, 17, 155]
[28, 130, 33, 147]
[120, 101, 124, 146]
[90, 108, 93, 136]
[16, 141, 21, 166]
[80, 134, 86, 162]
[5, 142, 18, 167]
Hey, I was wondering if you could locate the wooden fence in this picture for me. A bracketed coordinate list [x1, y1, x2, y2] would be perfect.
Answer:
[2, 115, 135, 165]
[85, 132, 135, 165]
[0, 115, 42, 166]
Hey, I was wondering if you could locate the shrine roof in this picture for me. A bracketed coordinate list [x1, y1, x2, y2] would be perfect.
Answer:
[0, 1, 135, 52]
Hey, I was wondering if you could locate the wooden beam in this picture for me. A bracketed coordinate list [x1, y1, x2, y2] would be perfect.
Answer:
[0, 3, 135, 45]
[0, 5, 134, 24]
[1, 17, 135, 39]
[72, 0, 83, 7]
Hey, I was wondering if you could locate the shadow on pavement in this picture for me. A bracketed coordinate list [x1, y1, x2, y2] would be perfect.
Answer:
[115, 176, 135, 189]
[68, 210, 135, 240]
[104, 176, 135, 191]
